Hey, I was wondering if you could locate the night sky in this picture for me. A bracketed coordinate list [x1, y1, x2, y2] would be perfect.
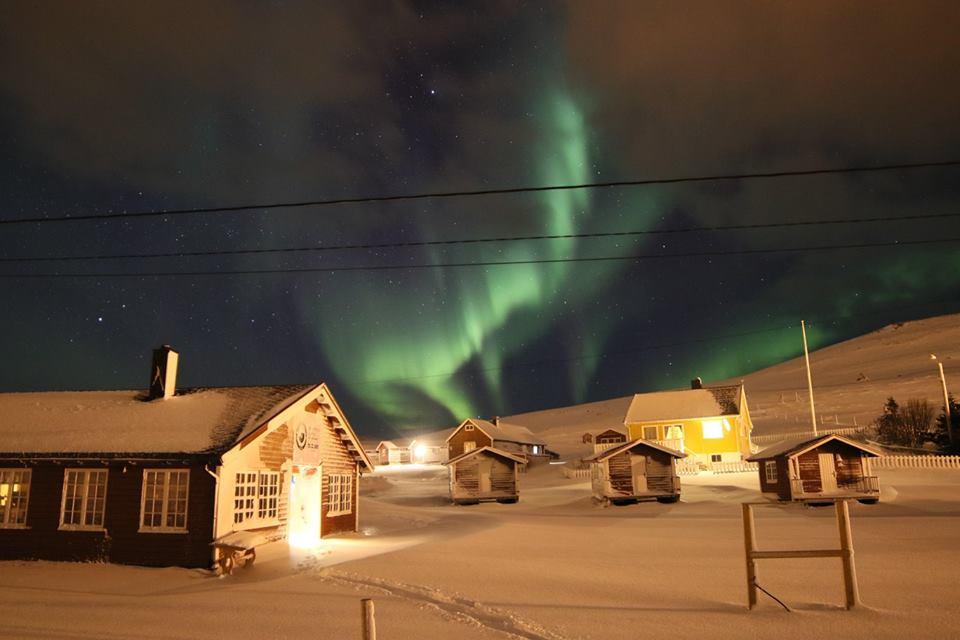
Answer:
[1, 2, 959, 437]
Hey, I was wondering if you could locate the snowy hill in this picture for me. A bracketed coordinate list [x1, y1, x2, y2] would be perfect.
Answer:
[504, 312, 960, 456]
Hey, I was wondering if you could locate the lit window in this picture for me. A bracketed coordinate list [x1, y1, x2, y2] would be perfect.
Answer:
[702, 420, 724, 439]
[140, 470, 189, 532]
[60, 469, 108, 530]
[0, 469, 31, 527]
[463, 441, 476, 453]
[765, 461, 778, 483]
[233, 471, 279, 527]
[328, 474, 353, 516]
[665, 424, 684, 440]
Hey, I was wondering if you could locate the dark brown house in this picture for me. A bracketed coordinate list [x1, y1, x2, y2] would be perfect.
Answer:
[0, 346, 372, 569]
[747, 434, 881, 503]
[446, 418, 555, 463]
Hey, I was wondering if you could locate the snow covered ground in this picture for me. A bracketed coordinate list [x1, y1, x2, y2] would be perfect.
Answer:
[2, 464, 959, 639]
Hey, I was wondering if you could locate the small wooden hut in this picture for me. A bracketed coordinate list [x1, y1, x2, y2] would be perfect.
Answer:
[443, 446, 525, 505]
[583, 439, 685, 504]
[747, 434, 881, 503]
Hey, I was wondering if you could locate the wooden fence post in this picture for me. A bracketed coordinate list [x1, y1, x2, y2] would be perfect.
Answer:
[361, 598, 376, 640]
[835, 501, 861, 609]
[742, 503, 758, 609]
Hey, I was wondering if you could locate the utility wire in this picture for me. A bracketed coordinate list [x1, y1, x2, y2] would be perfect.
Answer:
[2, 159, 958, 226]
[3, 211, 958, 264]
[2, 236, 957, 280]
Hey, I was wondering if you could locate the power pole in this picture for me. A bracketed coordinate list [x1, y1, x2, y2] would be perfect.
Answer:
[801, 320, 818, 436]
[934, 357, 953, 445]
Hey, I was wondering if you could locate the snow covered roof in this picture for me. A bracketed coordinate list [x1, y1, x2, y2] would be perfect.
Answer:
[624, 385, 742, 423]
[0, 385, 314, 456]
[747, 433, 882, 461]
[446, 418, 543, 446]
[443, 446, 527, 466]
[583, 438, 687, 463]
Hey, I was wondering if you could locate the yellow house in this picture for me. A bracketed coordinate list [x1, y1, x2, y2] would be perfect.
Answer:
[624, 380, 754, 465]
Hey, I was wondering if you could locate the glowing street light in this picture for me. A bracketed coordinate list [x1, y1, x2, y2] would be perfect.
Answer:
[931, 354, 953, 445]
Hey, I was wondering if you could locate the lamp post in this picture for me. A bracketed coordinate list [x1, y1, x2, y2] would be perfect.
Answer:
[931, 354, 953, 446]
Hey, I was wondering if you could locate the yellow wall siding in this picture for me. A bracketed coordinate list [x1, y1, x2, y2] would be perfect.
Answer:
[626, 416, 750, 459]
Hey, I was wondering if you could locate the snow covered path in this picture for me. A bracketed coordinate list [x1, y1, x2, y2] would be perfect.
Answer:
[2, 466, 959, 639]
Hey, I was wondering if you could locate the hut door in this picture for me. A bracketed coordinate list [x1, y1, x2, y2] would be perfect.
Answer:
[631, 455, 647, 493]
[818, 453, 838, 492]
[479, 457, 492, 494]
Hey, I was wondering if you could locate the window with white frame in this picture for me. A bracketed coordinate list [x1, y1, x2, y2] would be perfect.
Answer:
[0, 469, 31, 527]
[140, 469, 189, 532]
[257, 471, 279, 520]
[464, 424, 475, 431]
[60, 469, 108, 530]
[233, 471, 279, 527]
[642, 426, 659, 440]
[765, 461, 778, 483]
[328, 474, 352, 516]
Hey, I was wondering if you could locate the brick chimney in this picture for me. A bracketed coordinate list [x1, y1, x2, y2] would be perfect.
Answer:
[149, 345, 179, 400]
[690, 377, 703, 390]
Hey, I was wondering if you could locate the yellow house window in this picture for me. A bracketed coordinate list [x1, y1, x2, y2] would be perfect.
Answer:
[665, 424, 684, 440]
[642, 426, 658, 440]
[702, 420, 724, 439]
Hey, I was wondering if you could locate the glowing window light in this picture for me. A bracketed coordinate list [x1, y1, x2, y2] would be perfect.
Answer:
[702, 420, 724, 439]
[414, 444, 428, 462]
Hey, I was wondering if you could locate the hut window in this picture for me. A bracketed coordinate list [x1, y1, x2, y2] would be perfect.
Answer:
[139, 469, 189, 533]
[328, 474, 352, 515]
[0, 469, 31, 527]
[464, 441, 477, 453]
[765, 461, 778, 483]
[702, 420, 724, 439]
[59, 469, 108, 530]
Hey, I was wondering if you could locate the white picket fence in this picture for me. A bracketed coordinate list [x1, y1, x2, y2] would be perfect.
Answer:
[751, 426, 867, 445]
[873, 455, 960, 470]
[562, 466, 591, 480]
[711, 461, 758, 474]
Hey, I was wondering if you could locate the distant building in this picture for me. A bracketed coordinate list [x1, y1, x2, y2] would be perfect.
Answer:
[624, 378, 754, 465]
[408, 430, 451, 464]
[444, 446, 524, 505]
[446, 417, 555, 463]
[583, 429, 628, 454]
[0, 345, 372, 569]
[375, 440, 410, 465]
[748, 434, 881, 503]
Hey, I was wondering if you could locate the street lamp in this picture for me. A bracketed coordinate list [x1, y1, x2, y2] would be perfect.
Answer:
[931, 354, 953, 445]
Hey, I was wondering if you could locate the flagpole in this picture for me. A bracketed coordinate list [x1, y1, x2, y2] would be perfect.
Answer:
[801, 320, 818, 436]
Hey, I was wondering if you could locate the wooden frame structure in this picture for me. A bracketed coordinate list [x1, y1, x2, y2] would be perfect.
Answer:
[742, 500, 861, 610]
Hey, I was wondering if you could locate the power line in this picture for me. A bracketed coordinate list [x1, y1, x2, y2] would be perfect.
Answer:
[2, 236, 957, 279]
[3, 211, 958, 264]
[3, 159, 958, 226]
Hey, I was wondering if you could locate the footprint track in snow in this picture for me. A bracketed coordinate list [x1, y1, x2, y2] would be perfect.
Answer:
[320, 570, 569, 640]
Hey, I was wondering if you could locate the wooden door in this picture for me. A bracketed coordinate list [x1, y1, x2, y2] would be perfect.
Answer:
[818, 453, 837, 493]
[631, 454, 647, 493]
[479, 457, 492, 494]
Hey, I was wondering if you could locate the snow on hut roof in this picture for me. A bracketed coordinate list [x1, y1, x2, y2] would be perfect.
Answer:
[624, 385, 742, 423]
[443, 445, 527, 466]
[0, 385, 314, 455]
[583, 438, 687, 463]
[747, 433, 882, 461]
[448, 419, 543, 445]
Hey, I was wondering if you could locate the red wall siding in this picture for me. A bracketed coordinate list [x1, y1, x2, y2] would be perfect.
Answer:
[0, 461, 215, 568]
